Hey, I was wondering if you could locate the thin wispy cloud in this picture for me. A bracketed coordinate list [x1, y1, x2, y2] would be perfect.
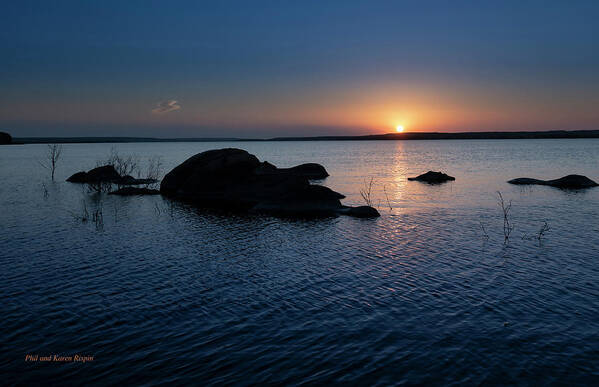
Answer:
[152, 100, 181, 114]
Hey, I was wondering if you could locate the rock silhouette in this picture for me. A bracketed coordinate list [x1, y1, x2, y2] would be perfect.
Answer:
[253, 161, 329, 179]
[508, 175, 598, 189]
[408, 171, 455, 183]
[0, 131, 12, 144]
[160, 148, 379, 218]
[67, 165, 157, 185]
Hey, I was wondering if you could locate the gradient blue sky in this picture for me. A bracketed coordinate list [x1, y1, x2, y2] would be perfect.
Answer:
[1, 0, 598, 137]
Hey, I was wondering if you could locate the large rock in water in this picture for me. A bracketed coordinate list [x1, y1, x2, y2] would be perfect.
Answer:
[0, 131, 12, 144]
[508, 175, 598, 189]
[408, 171, 455, 183]
[160, 148, 379, 218]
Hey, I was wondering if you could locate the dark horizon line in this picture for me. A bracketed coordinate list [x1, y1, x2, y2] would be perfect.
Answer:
[8, 129, 599, 144]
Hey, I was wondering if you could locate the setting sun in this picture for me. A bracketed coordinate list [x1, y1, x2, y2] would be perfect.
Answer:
[396, 125, 404, 133]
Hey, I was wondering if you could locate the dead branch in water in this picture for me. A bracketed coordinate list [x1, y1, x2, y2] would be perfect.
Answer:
[360, 177, 375, 207]
[497, 191, 514, 244]
[480, 221, 489, 239]
[38, 144, 63, 181]
[41, 183, 49, 199]
[537, 221, 550, 241]
[99, 147, 140, 178]
[383, 185, 393, 211]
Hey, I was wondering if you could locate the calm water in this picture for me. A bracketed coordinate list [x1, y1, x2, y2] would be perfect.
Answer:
[1, 140, 599, 385]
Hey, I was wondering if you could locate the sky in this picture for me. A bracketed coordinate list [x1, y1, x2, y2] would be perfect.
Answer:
[1, 0, 598, 138]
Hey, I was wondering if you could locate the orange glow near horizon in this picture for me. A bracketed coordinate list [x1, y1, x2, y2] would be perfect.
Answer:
[6, 77, 599, 137]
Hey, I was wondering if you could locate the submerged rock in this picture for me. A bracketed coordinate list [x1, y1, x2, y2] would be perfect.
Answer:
[109, 187, 160, 196]
[508, 175, 598, 189]
[339, 206, 381, 218]
[0, 131, 12, 145]
[408, 171, 455, 183]
[160, 148, 379, 218]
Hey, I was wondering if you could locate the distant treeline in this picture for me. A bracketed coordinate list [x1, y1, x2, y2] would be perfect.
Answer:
[10, 130, 599, 144]
[270, 130, 599, 141]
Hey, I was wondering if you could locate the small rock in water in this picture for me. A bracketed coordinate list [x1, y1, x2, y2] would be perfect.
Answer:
[408, 171, 455, 184]
[343, 206, 381, 218]
[508, 174, 598, 189]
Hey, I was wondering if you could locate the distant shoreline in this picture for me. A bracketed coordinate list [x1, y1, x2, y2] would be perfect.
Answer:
[9, 129, 599, 144]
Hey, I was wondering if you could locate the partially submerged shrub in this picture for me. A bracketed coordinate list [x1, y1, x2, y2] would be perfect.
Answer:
[100, 147, 140, 178]
[144, 155, 163, 188]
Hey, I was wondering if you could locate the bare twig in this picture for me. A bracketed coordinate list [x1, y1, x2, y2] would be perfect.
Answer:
[113, 203, 119, 223]
[69, 200, 90, 222]
[497, 191, 514, 244]
[145, 155, 163, 188]
[360, 177, 375, 207]
[383, 185, 393, 211]
[537, 221, 550, 241]
[38, 144, 63, 180]
[92, 205, 103, 230]
[98, 147, 140, 179]
[41, 183, 49, 199]
[480, 221, 489, 239]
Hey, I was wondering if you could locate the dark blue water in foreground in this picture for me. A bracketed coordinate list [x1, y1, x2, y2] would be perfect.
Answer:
[1, 140, 599, 385]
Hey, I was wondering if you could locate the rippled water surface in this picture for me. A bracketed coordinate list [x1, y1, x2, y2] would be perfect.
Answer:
[1, 140, 599, 385]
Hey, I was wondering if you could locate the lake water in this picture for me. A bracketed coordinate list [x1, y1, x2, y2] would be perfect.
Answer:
[1, 139, 599, 385]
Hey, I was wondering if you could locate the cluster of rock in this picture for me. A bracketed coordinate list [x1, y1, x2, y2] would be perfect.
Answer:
[67, 165, 159, 195]
[64, 148, 598, 220]
[508, 175, 598, 189]
[0, 131, 12, 144]
[406, 170, 598, 190]
[67, 165, 157, 186]
[160, 148, 379, 218]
